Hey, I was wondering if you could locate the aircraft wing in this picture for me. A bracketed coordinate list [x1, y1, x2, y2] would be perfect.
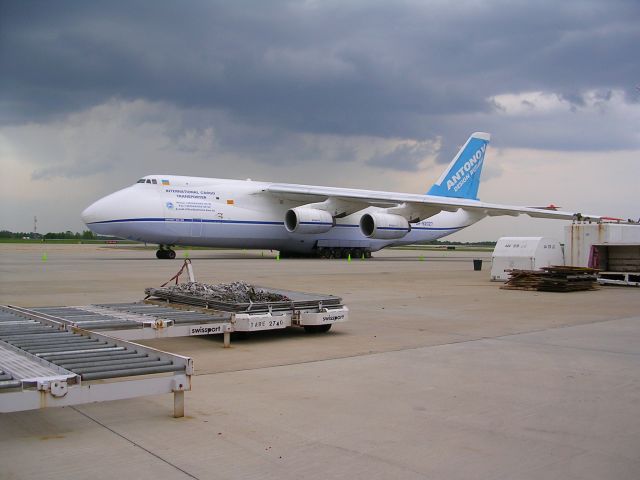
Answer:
[263, 183, 599, 222]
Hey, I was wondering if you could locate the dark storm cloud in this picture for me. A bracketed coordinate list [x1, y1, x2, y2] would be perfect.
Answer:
[367, 141, 436, 171]
[1, 0, 639, 161]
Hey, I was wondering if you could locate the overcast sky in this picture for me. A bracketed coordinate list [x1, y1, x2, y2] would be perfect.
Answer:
[1, 0, 639, 241]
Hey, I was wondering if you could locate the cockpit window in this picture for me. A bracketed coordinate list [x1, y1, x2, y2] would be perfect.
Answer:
[137, 179, 145, 183]
[146, 179, 152, 184]
[152, 179, 157, 184]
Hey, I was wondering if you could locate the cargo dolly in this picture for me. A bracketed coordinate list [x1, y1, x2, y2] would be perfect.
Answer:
[0, 305, 192, 416]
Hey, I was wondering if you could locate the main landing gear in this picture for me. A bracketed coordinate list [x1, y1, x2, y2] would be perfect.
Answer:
[317, 247, 372, 259]
[156, 245, 176, 259]
[279, 248, 372, 259]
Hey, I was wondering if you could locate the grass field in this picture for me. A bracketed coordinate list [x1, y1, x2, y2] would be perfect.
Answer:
[0, 238, 137, 245]
[390, 245, 494, 252]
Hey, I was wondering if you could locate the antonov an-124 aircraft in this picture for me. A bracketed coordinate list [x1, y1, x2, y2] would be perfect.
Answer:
[81, 132, 597, 259]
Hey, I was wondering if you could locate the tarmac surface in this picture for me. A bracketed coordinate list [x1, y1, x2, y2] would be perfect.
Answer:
[1, 244, 639, 479]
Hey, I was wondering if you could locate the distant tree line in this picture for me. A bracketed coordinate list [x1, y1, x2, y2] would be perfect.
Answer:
[0, 230, 98, 240]
[424, 239, 497, 247]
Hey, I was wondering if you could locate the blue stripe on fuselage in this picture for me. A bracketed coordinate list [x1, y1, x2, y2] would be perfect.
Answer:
[87, 217, 468, 231]
[88, 218, 284, 226]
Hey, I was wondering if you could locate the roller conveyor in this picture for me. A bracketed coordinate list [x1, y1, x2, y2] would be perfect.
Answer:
[32, 303, 234, 340]
[0, 305, 192, 416]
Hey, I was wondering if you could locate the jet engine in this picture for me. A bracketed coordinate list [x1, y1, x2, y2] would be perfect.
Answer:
[359, 212, 410, 239]
[285, 207, 334, 234]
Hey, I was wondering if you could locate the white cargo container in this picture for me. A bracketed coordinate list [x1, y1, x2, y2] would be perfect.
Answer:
[564, 223, 640, 267]
[490, 237, 564, 281]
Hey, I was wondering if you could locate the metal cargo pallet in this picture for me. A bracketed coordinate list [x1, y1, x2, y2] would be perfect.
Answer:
[0, 305, 192, 416]
[144, 286, 343, 313]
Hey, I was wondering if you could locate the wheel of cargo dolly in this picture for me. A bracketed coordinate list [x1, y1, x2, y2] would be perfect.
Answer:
[303, 324, 332, 333]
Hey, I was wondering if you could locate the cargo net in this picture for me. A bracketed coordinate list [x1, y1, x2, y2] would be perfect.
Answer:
[144, 259, 339, 312]
[163, 281, 291, 303]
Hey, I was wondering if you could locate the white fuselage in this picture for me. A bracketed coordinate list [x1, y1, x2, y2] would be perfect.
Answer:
[82, 175, 485, 253]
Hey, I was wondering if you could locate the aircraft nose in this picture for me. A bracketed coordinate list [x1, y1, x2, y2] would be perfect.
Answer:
[81, 201, 102, 226]
[81, 188, 136, 235]
[81, 195, 117, 235]
[82, 193, 119, 225]
[81, 186, 162, 238]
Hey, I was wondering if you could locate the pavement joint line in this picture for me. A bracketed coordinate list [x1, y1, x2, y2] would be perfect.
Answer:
[194, 315, 640, 377]
[69, 406, 200, 480]
[492, 338, 640, 357]
[493, 314, 640, 336]
[297, 437, 431, 478]
[488, 315, 640, 355]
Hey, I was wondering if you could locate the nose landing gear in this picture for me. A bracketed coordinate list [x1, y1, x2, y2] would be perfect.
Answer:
[156, 246, 176, 259]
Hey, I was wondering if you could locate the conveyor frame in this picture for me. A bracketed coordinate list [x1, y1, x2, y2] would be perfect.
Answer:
[0, 305, 192, 416]
[30, 300, 348, 346]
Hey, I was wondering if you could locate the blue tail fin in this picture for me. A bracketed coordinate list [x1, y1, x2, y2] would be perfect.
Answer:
[427, 132, 490, 200]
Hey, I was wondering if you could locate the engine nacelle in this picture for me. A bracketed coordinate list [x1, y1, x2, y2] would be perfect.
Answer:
[285, 207, 334, 234]
[359, 212, 410, 239]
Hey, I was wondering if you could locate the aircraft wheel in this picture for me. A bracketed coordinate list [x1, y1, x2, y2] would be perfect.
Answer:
[167, 249, 176, 259]
[365, 250, 372, 258]
[303, 324, 332, 333]
[341, 248, 351, 259]
[156, 249, 166, 259]
[329, 249, 338, 259]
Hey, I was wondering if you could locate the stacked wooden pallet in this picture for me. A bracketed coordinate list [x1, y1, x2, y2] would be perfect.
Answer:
[501, 266, 599, 292]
